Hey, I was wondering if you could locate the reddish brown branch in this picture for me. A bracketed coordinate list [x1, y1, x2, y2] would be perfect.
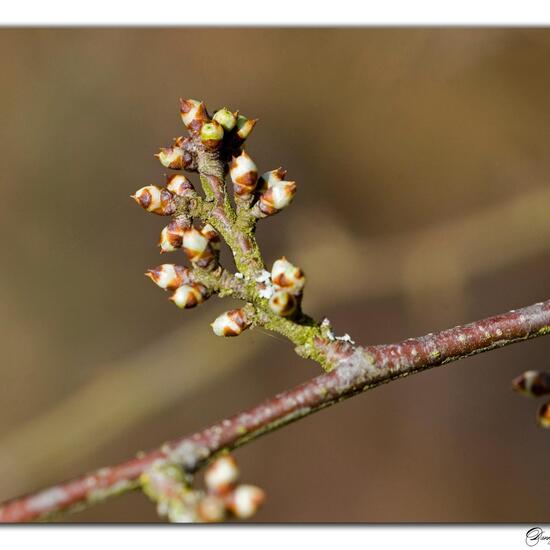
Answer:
[1, 299, 549, 522]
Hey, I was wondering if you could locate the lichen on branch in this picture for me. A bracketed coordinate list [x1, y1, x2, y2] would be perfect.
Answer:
[132, 98, 339, 370]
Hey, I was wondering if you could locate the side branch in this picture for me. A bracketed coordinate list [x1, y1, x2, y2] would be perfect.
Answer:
[1, 299, 549, 522]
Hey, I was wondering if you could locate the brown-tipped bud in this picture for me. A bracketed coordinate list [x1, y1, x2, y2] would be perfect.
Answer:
[271, 257, 305, 295]
[145, 264, 189, 291]
[268, 290, 297, 318]
[197, 495, 226, 523]
[211, 309, 250, 337]
[235, 115, 257, 141]
[156, 146, 185, 170]
[253, 181, 297, 218]
[230, 151, 258, 197]
[226, 485, 265, 519]
[513, 370, 550, 397]
[258, 168, 287, 191]
[213, 108, 237, 132]
[204, 455, 240, 495]
[170, 283, 208, 309]
[538, 401, 550, 428]
[201, 223, 221, 251]
[200, 121, 224, 150]
[159, 218, 188, 253]
[132, 186, 176, 216]
[166, 174, 194, 197]
[180, 98, 209, 133]
[182, 227, 217, 268]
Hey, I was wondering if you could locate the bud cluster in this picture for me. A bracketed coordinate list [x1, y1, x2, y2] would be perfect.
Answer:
[146, 264, 209, 309]
[200, 455, 265, 521]
[513, 369, 550, 429]
[133, 98, 320, 352]
[141, 454, 264, 523]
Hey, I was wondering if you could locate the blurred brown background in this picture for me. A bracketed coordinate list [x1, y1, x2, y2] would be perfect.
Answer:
[0, 28, 549, 522]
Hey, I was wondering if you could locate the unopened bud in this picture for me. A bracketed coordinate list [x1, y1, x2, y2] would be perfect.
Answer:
[235, 115, 257, 141]
[227, 485, 265, 519]
[271, 257, 305, 295]
[213, 108, 237, 132]
[132, 186, 176, 216]
[201, 223, 221, 251]
[183, 227, 217, 268]
[166, 174, 194, 197]
[268, 290, 297, 317]
[211, 309, 250, 337]
[230, 151, 258, 197]
[170, 283, 208, 309]
[159, 217, 188, 253]
[254, 181, 296, 218]
[156, 146, 185, 170]
[200, 121, 224, 150]
[197, 495, 226, 523]
[145, 264, 189, 291]
[258, 168, 287, 191]
[180, 98, 209, 132]
[513, 370, 550, 397]
[204, 455, 239, 495]
[538, 401, 550, 428]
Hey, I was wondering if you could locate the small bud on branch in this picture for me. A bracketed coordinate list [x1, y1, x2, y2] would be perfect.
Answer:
[132, 186, 176, 216]
[145, 264, 189, 291]
[213, 108, 237, 132]
[211, 308, 250, 337]
[170, 284, 208, 309]
[180, 98, 209, 133]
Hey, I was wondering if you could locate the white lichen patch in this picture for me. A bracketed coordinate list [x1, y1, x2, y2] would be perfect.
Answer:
[26, 487, 67, 512]
[255, 270, 271, 284]
[258, 285, 275, 299]
[320, 318, 336, 340]
[235, 272, 244, 280]
[336, 333, 355, 345]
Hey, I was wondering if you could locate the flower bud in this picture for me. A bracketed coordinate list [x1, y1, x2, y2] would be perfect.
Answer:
[197, 495, 226, 523]
[268, 290, 297, 317]
[201, 223, 221, 251]
[200, 121, 224, 150]
[254, 181, 296, 217]
[183, 227, 217, 268]
[159, 217, 188, 253]
[271, 257, 305, 295]
[258, 167, 287, 191]
[226, 485, 265, 519]
[235, 115, 257, 141]
[230, 151, 258, 197]
[538, 401, 550, 428]
[156, 146, 185, 170]
[180, 98, 209, 132]
[512, 370, 550, 397]
[211, 309, 250, 337]
[170, 283, 208, 309]
[166, 174, 194, 197]
[132, 186, 176, 216]
[145, 264, 189, 291]
[204, 455, 239, 495]
[213, 108, 237, 132]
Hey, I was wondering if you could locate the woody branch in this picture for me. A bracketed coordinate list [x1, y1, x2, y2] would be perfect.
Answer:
[0, 298, 549, 522]
[1, 99, 548, 523]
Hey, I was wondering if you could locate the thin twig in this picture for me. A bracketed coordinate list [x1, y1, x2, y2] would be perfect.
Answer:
[1, 298, 548, 522]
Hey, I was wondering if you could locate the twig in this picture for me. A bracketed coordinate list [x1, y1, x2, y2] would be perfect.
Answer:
[1, 298, 548, 522]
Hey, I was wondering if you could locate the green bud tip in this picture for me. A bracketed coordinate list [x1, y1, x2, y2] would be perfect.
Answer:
[200, 121, 224, 142]
[213, 108, 237, 132]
